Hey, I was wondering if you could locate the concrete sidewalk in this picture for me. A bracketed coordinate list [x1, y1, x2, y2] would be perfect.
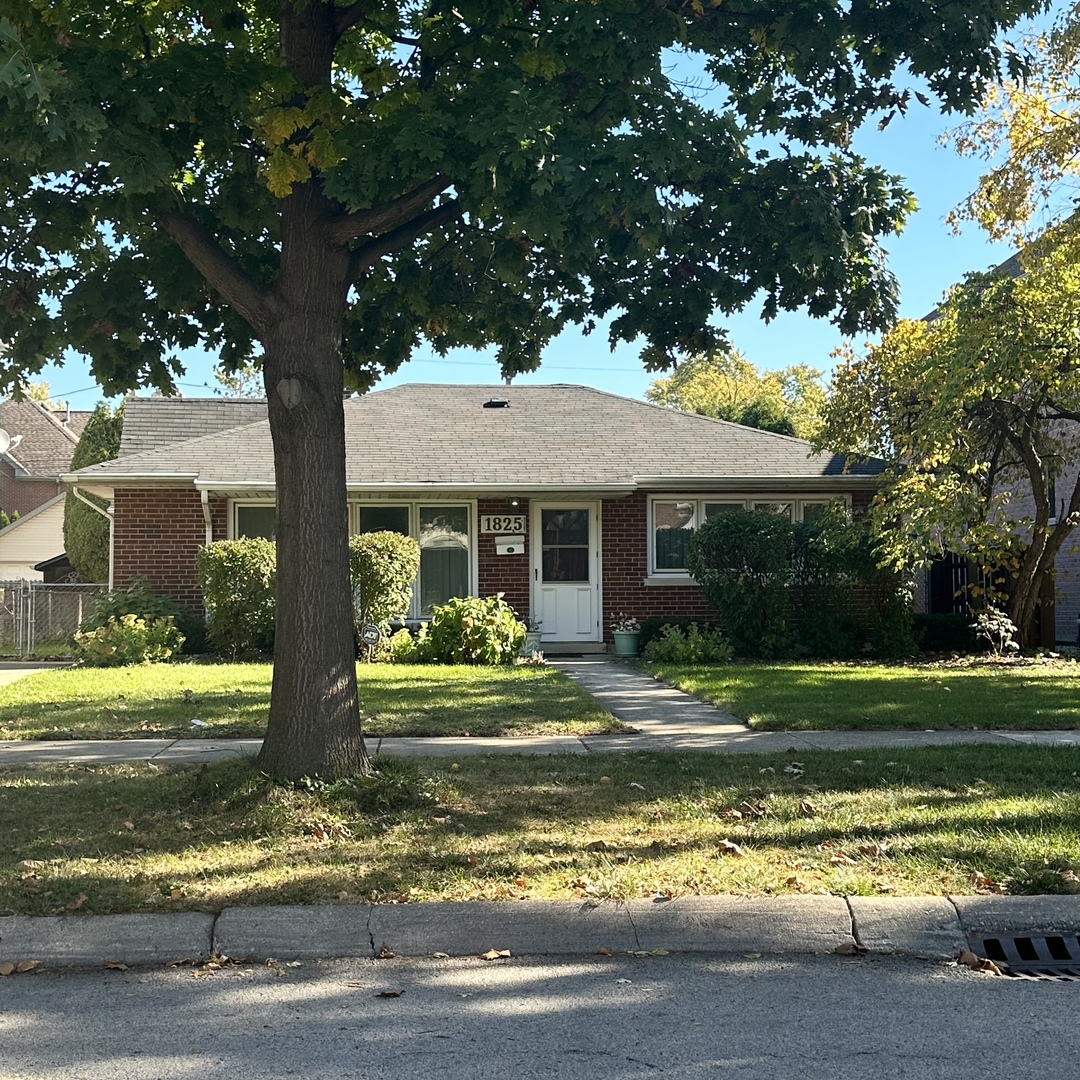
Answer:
[4, 655, 1080, 766]
[2, 894, 1079, 969]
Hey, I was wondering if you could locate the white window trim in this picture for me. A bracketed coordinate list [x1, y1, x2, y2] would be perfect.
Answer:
[350, 498, 478, 620]
[229, 499, 277, 540]
[646, 494, 850, 579]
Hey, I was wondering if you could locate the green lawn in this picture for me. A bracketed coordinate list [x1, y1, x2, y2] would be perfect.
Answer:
[2, 745, 1078, 916]
[0, 662, 621, 740]
[647, 658, 1080, 730]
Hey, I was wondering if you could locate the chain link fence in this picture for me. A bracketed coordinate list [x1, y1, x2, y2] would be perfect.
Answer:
[0, 581, 106, 657]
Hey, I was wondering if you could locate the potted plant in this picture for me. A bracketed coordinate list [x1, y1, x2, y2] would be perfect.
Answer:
[521, 616, 543, 656]
[610, 612, 640, 657]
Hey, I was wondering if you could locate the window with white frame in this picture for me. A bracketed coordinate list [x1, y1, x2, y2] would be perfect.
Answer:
[234, 503, 276, 540]
[353, 502, 473, 617]
[648, 496, 847, 575]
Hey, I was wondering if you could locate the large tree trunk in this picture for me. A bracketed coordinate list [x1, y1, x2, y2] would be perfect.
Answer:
[255, 187, 369, 780]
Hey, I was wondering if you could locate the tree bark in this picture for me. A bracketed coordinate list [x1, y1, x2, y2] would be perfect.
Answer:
[255, 181, 369, 780]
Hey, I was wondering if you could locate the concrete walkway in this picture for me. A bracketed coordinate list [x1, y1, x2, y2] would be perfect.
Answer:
[3, 655, 1080, 767]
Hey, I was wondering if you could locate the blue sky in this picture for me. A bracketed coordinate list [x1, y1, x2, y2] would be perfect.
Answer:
[37, 18, 1047, 409]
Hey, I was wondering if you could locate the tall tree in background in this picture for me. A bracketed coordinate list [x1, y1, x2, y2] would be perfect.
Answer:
[647, 349, 826, 439]
[949, 1, 1080, 242]
[820, 237, 1080, 649]
[0, 1, 1044, 778]
[64, 402, 123, 584]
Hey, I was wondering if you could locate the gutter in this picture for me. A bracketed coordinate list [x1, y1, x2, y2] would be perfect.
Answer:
[200, 489, 213, 547]
[71, 485, 114, 591]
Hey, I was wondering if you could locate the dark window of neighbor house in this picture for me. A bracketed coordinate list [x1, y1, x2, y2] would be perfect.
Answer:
[419, 505, 469, 614]
[236, 504, 276, 539]
[653, 500, 698, 571]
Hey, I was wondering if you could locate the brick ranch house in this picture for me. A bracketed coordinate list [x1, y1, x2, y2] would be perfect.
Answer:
[65, 384, 882, 649]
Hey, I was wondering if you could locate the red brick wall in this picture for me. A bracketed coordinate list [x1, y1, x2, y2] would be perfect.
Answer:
[0, 461, 62, 516]
[476, 496, 531, 620]
[601, 492, 711, 640]
[113, 488, 226, 610]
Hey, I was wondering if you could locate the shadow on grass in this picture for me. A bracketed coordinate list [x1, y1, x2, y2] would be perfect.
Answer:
[2, 745, 1079, 915]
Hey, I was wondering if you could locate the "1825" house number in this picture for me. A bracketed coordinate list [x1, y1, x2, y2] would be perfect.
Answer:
[480, 515, 526, 533]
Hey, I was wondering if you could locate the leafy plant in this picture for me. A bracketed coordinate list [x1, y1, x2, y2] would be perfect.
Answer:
[197, 539, 276, 658]
[81, 576, 205, 654]
[642, 623, 733, 664]
[972, 607, 1020, 657]
[423, 594, 525, 665]
[73, 614, 184, 666]
[348, 530, 421, 633]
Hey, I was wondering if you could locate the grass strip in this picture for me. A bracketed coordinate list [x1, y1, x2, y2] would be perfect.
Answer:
[2, 744, 1078, 916]
[647, 658, 1080, 730]
[0, 662, 621, 740]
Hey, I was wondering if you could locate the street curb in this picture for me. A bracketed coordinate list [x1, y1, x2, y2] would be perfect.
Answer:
[0, 912, 215, 967]
[2, 896, 1078, 971]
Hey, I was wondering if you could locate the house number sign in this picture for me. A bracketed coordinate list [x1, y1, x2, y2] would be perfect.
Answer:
[480, 515, 526, 534]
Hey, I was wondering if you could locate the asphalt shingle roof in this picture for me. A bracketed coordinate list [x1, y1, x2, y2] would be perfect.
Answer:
[0, 400, 90, 477]
[73, 384, 882, 489]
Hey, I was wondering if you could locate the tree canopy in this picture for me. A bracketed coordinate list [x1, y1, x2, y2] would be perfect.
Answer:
[0, 0, 1047, 777]
[820, 235, 1080, 647]
[647, 350, 826, 439]
[949, 2, 1080, 242]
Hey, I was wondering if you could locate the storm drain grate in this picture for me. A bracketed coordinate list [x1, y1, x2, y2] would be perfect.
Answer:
[968, 933, 1080, 981]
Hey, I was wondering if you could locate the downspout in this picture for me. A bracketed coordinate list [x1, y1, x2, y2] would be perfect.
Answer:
[200, 490, 213, 546]
[71, 486, 114, 591]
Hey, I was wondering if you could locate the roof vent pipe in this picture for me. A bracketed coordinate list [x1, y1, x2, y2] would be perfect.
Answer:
[483, 398, 510, 409]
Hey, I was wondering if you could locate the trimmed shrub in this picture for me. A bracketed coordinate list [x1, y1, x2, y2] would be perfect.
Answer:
[688, 509, 795, 657]
[348, 530, 421, 632]
[197, 538, 276, 657]
[387, 626, 426, 664]
[81, 576, 207, 654]
[64, 402, 123, 582]
[74, 614, 184, 666]
[423, 594, 525, 665]
[642, 623, 733, 663]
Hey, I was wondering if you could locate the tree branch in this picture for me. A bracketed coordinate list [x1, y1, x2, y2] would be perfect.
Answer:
[348, 199, 462, 280]
[158, 211, 272, 334]
[326, 175, 451, 245]
[334, 1, 367, 36]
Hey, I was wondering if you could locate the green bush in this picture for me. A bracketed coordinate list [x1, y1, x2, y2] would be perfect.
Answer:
[688, 509, 795, 657]
[687, 506, 915, 659]
[639, 617, 724, 651]
[348, 530, 421, 632]
[642, 623, 733, 663]
[387, 626, 424, 663]
[81, 577, 207, 654]
[197, 538, 276, 657]
[423, 594, 525, 665]
[73, 614, 184, 666]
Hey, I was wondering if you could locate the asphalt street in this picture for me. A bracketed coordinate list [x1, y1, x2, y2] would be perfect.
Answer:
[2, 953, 1076, 1079]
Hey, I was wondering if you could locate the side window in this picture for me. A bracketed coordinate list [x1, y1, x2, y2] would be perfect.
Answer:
[236, 505, 276, 539]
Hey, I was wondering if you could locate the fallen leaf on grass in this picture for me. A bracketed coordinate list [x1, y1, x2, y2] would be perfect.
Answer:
[783, 763, 805, 776]
[973, 874, 1004, 894]
[798, 800, 817, 818]
[628, 782, 645, 790]
[585, 840, 609, 852]
[740, 801, 768, 818]
[122, 821, 135, 831]
[615, 978, 633, 984]
[957, 949, 1003, 976]
[719, 808, 743, 819]
[66, 893, 88, 911]
[375, 989, 404, 998]
[480, 948, 511, 961]
[718, 839, 746, 857]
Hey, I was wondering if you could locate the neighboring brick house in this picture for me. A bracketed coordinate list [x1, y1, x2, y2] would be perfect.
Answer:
[0, 400, 91, 579]
[66, 385, 882, 648]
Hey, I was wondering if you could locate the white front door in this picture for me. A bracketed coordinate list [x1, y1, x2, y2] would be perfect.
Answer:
[531, 503, 600, 642]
